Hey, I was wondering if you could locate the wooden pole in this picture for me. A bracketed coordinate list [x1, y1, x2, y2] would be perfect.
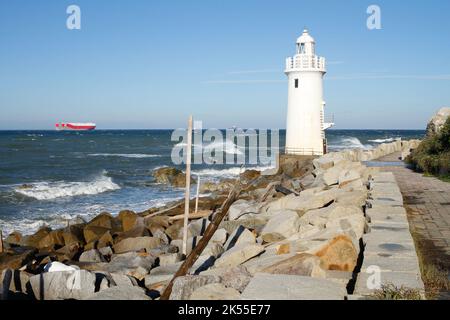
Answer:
[194, 175, 200, 214]
[181, 115, 193, 257]
[0, 230, 3, 253]
[160, 184, 242, 300]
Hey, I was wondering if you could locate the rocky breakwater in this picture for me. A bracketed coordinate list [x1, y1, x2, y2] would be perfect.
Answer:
[0, 141, 424, 300]
[320, 139, 421, 163]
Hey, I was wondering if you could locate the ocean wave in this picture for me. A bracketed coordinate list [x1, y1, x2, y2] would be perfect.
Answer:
[329, 137, 373, 150]
[88, 153, 161, 158]
[193, 165, 275, 178]
[368, 137, 400, 143]
[175, 140, 243, 155]
[14, 173, 120, 200]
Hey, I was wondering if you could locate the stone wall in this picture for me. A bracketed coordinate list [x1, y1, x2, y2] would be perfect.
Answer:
[319, 139, 421, 163]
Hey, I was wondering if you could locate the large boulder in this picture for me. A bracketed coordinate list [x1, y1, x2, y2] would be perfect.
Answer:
[83, 226, 110, 244]
[29, 270, 96, 300]
[241, 273, 346, 300]
[0, 247, 37, 271]
[239, 170, 261, 184]
[102, 252, 157, 281]
[165, 220, 184, 241]
[228, 199, 259, 221]
[169, 275, 221, 300]
[86, 212, 118, 230]
[190, 283, 241, 300]
[187, 218, 210, 237]
[19, 227, 51, 248]
[313, 235, 358, 272]
[214, 244, 264, 268]
[114, 225, 150, 243]
[79, 249, 106, 263]
[153, 167, 196, 188]
[263, 189, 337, 214]
[0, 269, 33, 298]
[62, 225, 85, 246]
[171, 236, 202, 256]
[118, 210, 139, 232]
[261, 210, 300, 243]
[38, 230, 65, 249]
[223, 226, 256, 251]
[199, 179, 234, 193]
[426, 107, 450, 136]
[86, 285, 150, 300]
[113, 237, 161, 254]
[261, 253, 325, 278]
[5, 231, 22, 246]
[200, 265, 252, 292]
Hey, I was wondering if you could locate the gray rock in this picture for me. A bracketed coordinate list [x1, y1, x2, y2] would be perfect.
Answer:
[103, 252, 156, 280]
[190, 283, 241, 300]
[98, 246, 113, 257]
[113, 236, 161, 254]
[171, 236, 202, 256]
[223, 225, 256, 251]
[86, 285, 150, 300]
[188, 218, 210, 237]
[241, 273, 346, 300]
[228, 200, 259, 220]
[211, 228, 228, 245]
[79, 249, 106, 263]
[29, 270, 96, 300]
[261, 210, 300, 243]
[214, 244, 265, 268]
[169, 275, 221, 300]
[0, 269, 32, 298]
[158, 253, 182, 266]
[200, 265, 252, 292]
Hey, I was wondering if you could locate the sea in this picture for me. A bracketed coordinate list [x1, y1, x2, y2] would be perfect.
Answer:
[0, 129, 425, 235]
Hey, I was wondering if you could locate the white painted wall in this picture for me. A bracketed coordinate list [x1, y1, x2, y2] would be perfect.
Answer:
[285, 30, 327, 156]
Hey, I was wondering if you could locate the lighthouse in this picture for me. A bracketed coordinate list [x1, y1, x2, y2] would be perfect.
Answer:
[285, 29, 333, 156]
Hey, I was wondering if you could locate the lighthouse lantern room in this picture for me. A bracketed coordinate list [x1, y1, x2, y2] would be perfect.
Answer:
[285, 29, 333, 156]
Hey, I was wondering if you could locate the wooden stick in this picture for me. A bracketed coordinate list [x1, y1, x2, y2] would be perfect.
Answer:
[160, 184, 242, 300]
[182, 115, 193, 257]
[195, 175, 200, 214]
[0, 230, 3, 253]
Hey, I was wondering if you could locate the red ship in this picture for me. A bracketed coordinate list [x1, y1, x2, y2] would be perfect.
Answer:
[55, 122, 96, 131]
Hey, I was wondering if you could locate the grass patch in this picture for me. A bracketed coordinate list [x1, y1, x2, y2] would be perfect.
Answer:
[371, 283, 422, 300]
[409, 229, 450, 299]
[420, 263, 450, 299]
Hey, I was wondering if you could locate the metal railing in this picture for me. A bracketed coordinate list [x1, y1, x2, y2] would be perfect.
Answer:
[285, 147, 323, 156]
[285, 55, 326, 72]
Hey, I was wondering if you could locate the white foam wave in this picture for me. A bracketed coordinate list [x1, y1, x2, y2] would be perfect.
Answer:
[88, 153, 161, 158]
[193, 165, 275, 178]
[368, 137, 400, 143]
[329, 137, 373, 150]
[14, 174, 120, 200]
[175, 140, 243, 155]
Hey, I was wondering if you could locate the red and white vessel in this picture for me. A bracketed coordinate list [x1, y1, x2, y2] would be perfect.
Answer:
[55, 122, 96, 131]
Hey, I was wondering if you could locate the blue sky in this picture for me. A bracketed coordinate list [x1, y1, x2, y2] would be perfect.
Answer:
[0, 0, 449, 130]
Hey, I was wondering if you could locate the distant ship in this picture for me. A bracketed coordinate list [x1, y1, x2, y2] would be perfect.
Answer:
[55, 122, 96, 131]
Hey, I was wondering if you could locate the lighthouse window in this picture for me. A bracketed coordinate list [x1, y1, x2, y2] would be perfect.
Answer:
[294, 79, 299, 88]
[300, 43, 305, 54]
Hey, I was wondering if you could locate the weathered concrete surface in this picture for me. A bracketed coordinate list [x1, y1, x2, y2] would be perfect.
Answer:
[372, 152, 450, 298]
[354, 171, 425, 297]
[240, 273, 346, 300]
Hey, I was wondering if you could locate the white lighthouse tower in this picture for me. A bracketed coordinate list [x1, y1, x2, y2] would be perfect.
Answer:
[285, 29, 332, 156]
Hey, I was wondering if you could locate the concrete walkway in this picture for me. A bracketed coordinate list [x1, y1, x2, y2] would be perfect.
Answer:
[369, 152, 450, 298]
